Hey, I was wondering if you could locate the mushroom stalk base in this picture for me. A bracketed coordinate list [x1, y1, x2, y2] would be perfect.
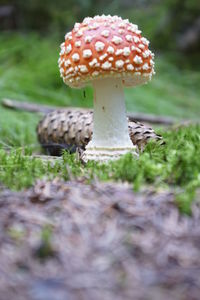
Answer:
[83, 78, 138, 162]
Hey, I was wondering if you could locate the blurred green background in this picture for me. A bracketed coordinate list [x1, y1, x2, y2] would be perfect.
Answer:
[0, 0, 199, 148]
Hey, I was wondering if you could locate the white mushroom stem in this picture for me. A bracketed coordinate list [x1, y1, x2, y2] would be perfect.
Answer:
[92, 78, 132, 147]
[84, 78, 137, 162]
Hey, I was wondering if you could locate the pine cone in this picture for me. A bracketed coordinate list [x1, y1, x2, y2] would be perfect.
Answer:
[37, 109, 163, 156]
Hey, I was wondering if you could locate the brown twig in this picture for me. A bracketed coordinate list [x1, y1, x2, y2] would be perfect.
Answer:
[2, 97, 176, 125]
[2, 98, 57, 114]
[127, 112, 175, 125]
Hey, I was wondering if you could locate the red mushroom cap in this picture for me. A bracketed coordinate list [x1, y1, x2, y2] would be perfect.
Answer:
[58, 15, 155, 88]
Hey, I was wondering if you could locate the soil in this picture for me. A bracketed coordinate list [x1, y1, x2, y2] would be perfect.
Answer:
[0, 179, 200, 300]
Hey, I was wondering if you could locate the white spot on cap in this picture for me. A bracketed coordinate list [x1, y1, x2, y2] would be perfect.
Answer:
[133, 55, 143, 64]
[95, 41, 105, 52]
[65, 32, 72, 40]
[64, 59, 71, 67]
[101, 61, 112, 70]
[92, 71, 99, 77]
[111, 24, 116, 30]
[150, 59, 154, 66]
[141, 37, 150, 46]
[123, 47, 131, 57]
[66, 67, 74, 74]
[75, 30, 83, 37]
[60, 68, 64, 74]
[83, 49, 92, 58]
[138, 43, 145, 49]
[128, 24, 138, 31]
[131, 46, 136, 51]
[74, 25, 80, 33]
[142, 63, 149, 70]
[126, 64, 134, 71]
[83, 17, 92, 25]
[115, 60, 124, 68]
[126, 35, 133, 42]
[72, 53, 80, 62]
[133, 36, 139, 43]
[66, 44, 72, 54]
[92, 22, 99, 29]
[60, 48, 65, 56]
[101, 30, 110, 37]
[108, 57, 114, 61]
[88, 22, 99, 30]
[74, 22, 80, 28]
[64, 74, 72, 79]
[136, 48, 142, 53]
[79, 65, 88, 73]
[99, 53, 108, 61]
[112, 36, 123, 45]
[75, 41, 81, 47]
[151, 53, 155, 59]
[143, 50, 150, 58]
[107, 46, 114, 54]
[89, 58, 98, 67]
[116, 49, 123, 56]
[58, 61, 63, 68]
[85, 36, 93, 43]
[136, 30, 142, 34]
[118, 29, 125, 35]
[60, 42, 65, 49]
[119, 22, 126, 28]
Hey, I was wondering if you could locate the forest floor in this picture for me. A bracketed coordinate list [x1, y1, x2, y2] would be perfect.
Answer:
[0, 34, 200, 299]
[1, 179, 200, 300]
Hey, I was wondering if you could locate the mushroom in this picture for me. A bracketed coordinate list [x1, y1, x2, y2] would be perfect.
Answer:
[59, 15, 155, 162]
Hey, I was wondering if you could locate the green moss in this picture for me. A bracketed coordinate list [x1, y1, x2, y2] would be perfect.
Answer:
[0, 125, 199, 214]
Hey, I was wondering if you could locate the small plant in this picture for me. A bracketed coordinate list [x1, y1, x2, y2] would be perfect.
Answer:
[34, 226, 56, 261]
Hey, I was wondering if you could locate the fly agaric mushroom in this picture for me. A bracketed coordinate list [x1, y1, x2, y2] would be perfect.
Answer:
[58, 15, 155, 162]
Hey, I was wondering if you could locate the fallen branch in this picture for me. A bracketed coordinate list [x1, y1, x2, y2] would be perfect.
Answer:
[2, 98, 57, 114]
[2, 97, 176, 125]
[128, 112, 175, 125]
